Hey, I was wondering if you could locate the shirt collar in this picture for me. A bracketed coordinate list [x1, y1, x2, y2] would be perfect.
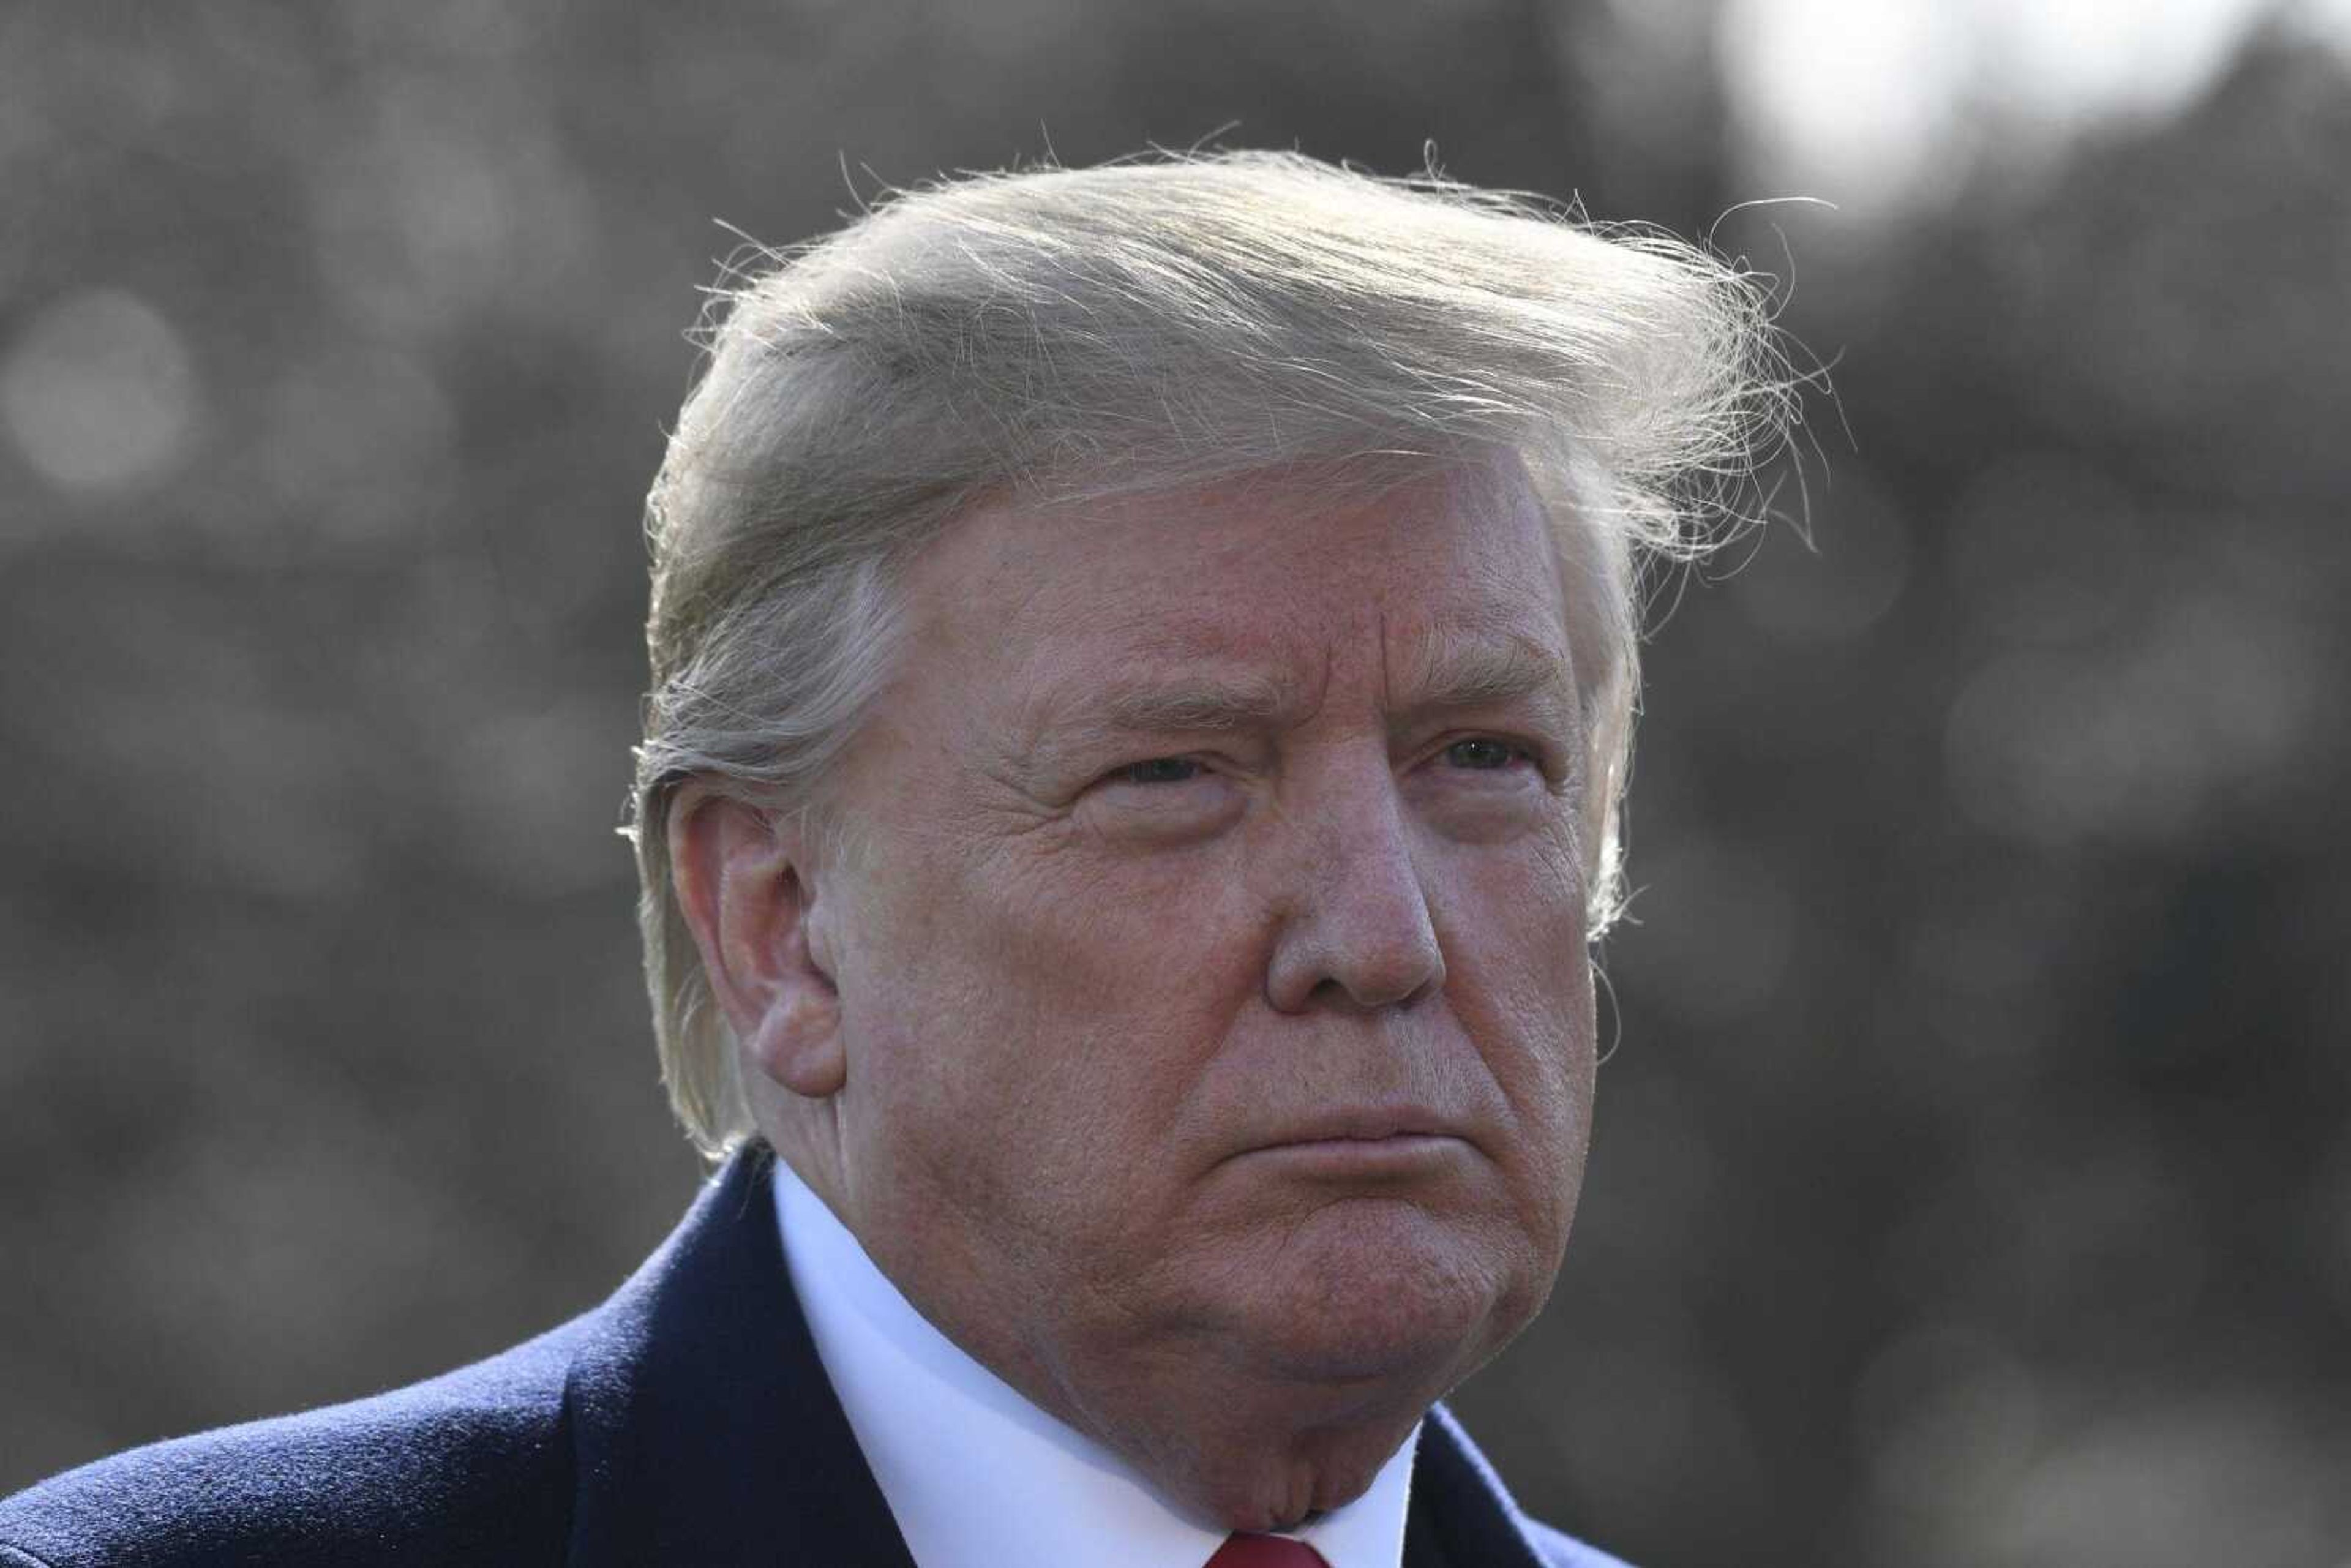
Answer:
[772, 1160, 1418, 1568]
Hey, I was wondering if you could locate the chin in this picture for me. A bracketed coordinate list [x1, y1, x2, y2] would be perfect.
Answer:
[1233, 1199, 1535, 1388]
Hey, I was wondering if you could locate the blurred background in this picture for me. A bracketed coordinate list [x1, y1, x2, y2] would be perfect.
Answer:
[3, 1, 2347, 1563]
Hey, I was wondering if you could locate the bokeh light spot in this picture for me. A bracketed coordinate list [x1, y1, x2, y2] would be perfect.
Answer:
[2, 288, 198, 498]
[1854, 1319, 2041, 1514]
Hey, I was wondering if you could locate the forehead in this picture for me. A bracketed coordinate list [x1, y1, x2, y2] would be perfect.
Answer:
[902, 458, 1573, 684]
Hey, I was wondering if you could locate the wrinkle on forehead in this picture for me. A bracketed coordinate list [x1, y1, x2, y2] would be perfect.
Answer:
[920, 449, 1582, 748]
[1005, 612, 1579, 769]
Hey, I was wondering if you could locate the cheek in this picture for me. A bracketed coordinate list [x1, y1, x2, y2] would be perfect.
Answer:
[844, 831, 1259, 1210]
[1437, 831, 1596, 1150]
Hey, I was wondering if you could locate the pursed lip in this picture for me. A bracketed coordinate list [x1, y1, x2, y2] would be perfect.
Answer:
[1233, 1105, 1474, 1159]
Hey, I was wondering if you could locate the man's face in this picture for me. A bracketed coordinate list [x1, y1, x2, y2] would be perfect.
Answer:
[811, 455, 1597, 1482]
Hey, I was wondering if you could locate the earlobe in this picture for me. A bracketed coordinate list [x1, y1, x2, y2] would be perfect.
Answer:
[666, 787, 850, 1102]
[741, 915, 847, 1099]
[748, 893, 851, 1090]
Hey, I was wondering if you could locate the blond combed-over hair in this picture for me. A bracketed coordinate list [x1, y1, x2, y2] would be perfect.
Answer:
[628, 150, 1794, 1155]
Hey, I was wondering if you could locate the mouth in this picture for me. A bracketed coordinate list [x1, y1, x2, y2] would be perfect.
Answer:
[1229, 1108, 1474, 1177]
[1266, 1106, 1461, 1144]
[1233, 1135, 1469, 1190]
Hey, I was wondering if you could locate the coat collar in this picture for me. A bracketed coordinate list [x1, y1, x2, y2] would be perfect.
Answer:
[559, 1143, 1550, 1568]
[561, 1142, 914, 1567]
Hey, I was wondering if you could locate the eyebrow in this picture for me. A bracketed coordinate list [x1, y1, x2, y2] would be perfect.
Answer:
[1007, 675, 1298, 776]
[1388, 632, 1577, 730]
[1088, 673, 1295, 735]
[1014, 631, 1578, 771]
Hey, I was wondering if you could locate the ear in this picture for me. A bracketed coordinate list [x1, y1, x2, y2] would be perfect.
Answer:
[667, 784, 847, 1100]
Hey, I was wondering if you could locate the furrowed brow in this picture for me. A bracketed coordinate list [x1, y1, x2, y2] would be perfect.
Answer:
[1392, 634, 1578, 729]
[1009, 674, 1297, 775]
[1090, 676, 1293, 734]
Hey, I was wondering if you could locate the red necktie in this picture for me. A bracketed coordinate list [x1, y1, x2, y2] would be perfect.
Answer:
[1204, 1534, 1330, 1568]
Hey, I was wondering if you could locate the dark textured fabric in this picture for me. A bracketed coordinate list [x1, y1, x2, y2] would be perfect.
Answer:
[0, 1146, 1630, 1567]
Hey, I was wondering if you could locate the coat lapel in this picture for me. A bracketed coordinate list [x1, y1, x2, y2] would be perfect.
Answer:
[1404, 1405, 1555, 1568]
[561, 1143, 917, 1568]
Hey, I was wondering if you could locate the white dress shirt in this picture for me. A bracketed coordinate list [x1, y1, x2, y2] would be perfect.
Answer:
[773, 1159, 1419, 1568]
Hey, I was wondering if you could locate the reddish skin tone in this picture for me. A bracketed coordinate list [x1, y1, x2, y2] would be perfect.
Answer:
[670, 456, 1599, 1532]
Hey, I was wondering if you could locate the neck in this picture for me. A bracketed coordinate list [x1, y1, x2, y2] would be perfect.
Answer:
[1022, 1334, 1444, 1531]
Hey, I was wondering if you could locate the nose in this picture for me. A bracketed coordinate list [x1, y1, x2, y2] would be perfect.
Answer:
[1262, 768, 1447, 1013]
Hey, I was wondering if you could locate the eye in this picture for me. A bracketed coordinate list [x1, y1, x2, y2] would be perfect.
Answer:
[1113, 757, 1205, 787]
[1082, 754, 1242, 844]
[1442, 738, 1529, 771]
